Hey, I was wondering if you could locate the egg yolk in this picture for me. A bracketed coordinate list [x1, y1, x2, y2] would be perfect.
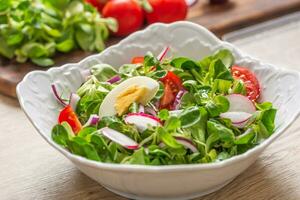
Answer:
[115, 85, 149, 116]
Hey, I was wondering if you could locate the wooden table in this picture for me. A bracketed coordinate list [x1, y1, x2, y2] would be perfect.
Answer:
[2, 4, 300, 200]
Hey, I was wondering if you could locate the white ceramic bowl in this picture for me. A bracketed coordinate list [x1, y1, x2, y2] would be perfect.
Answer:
[17, 22, 300, 200]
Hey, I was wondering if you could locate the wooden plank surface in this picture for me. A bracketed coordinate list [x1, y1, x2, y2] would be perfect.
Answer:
[1, 0, 300, 98]
[0, 95, 299, 200]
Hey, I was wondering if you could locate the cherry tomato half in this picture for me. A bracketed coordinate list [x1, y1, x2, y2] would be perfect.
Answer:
[160, 71, 183, 109]
[102, 0, 144, 36]
[231, 65, 260, 101]
[146, 0, 188, 24]
[58, 105, 82, 134]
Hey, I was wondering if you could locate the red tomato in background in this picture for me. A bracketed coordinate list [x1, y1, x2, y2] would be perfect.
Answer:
[160, 71, 184, 109]
[102, 0, 144, 36]
[131, 56, 144, 64]
[146, 0, 188, 24]
[231, 65, 261, 101]
[58, 105, 82, 134]
[85, 0, 108, 12]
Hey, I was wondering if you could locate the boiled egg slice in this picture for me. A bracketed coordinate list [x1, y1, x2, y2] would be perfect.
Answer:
[99, 76, 159, 117]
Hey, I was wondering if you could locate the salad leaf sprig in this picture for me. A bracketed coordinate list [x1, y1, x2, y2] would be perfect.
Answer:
[0, 0, 116, 67]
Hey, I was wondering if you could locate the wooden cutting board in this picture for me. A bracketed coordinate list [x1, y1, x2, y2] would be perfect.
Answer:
[2, 0, 300, 98]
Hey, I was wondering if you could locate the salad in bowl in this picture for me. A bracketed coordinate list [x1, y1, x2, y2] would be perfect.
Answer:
[51, 47, 276, 165]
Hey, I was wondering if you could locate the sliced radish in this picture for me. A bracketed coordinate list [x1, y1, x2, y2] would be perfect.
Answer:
[125, 113, 162, 132]
[226, 94, 256, 114]
[220, 112, 252, 124]
[99, 127, 139, 150]
[84, 114, 100, 127]
[220, 112, 252, 128]
[174, 136, 198, 153]
[69, 93, 80, 110]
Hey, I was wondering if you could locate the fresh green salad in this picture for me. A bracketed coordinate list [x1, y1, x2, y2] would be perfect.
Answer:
[51, 48, 277, 165]
[0, 0, 116, 67]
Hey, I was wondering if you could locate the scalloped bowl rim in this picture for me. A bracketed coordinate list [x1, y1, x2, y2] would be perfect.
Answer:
[17, 21, 300, 172]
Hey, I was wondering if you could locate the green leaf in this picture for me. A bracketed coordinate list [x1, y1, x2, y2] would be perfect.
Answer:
[7, 33, 24, 46]
[208, 59, 233, 81]
[91, 64, 118, 82]
[21, 43, 49, 58]
[206, 120, 235, 151]
[56, 39, 75, 53]
[158, 109, 169, 121]
[212, 79, 232, 94]
[255, 102, 273, 111]
[129, 148, 148, 165]
[179, 106, 201, 128]
[164, 116, 181, 132]
[260, 108, 277, 135]
[205, 95, 229, 117]
[144, 52, 159, 67]
[235, 128, 255, 145]
[78, 127, 97, 138]
[213, 49, 234, 68]
[51, 124, 69, 147]
[0, 37, 15, 59]
[157, 127, 182, 149]
[31, 58, 54, 67]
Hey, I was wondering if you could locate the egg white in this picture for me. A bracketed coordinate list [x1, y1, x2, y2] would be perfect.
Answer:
[99, 76, 159, 117]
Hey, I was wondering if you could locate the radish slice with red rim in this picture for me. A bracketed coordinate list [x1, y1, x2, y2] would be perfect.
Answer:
[125, 113, 162, 132]
[99, 127, 139, 150]
[226, 94, 256, 114]
[220, 112, 252, 124]
[174, 136, 198, 153]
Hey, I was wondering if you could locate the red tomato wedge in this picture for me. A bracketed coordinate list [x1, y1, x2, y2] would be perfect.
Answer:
[58, 105, 82, 134]
[231, 65, 260, 101]
[131, 56, 144, 64]
[160, 71, 183, 109]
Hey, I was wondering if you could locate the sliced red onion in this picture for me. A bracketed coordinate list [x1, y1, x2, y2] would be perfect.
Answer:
[157, 46, 170, 61]
[226, 94, 256, 114]
[174, 136, 198, 153]
[81, 69, 91, 81]
[51, 84, 67, 106]
[125, 113, 162, 132]
[107, 75, 121, 84]
[84, 114, 100, 127]
[69, 93, 80, 111]
[145, 106, 157, 116]
[99, 127, 139, 150]
[138, 104, 145, 113]
[185, 0, 198, 6]
[172, 89, 187, 110]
